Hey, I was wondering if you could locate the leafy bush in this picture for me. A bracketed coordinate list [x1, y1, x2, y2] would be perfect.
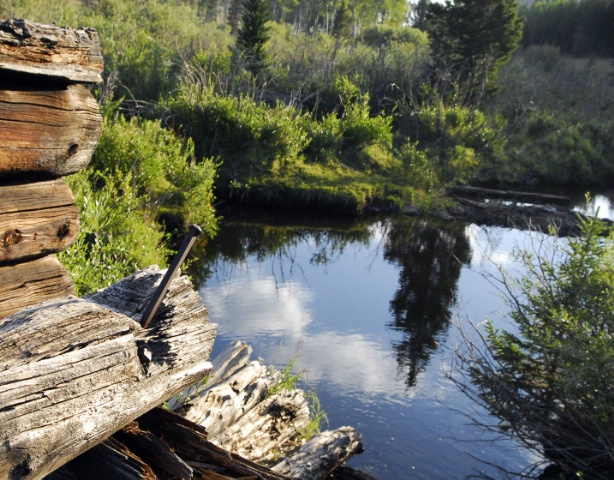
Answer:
[60, 111, 218, 294]
[404, 101, 506, 184]
[458, 215, 614, 478]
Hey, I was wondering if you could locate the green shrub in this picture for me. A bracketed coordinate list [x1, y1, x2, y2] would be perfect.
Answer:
[458, 214, 614, 477]
[60, 111, 218, 294]
[59, 170, 170, 295]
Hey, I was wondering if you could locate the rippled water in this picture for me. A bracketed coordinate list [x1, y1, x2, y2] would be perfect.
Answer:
[191, 198, 611, 478]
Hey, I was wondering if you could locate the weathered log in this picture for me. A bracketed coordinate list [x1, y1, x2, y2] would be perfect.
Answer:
[0, 19, 103, 83]
[448, 196, 613, 236]
[211, 389, 311, 464]
[0, 254, 74, 319]
[184, 360, 283, 438]
[272, 427, 364, 480]
[450, 185, 571, 206]
[49, 408, 294, 480]
[0, 81, 102, 177]
[0, 266, 217, 479]
[0, 179, 79, 263]
[184, 341, 367, 475]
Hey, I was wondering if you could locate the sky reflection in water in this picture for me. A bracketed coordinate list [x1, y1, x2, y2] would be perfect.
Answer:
[197, 213, 546, 478]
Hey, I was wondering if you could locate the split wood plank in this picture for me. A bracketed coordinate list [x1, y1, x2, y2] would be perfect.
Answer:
[0, 82, 102, 177]
[0, 179, 79, 264]
[0, 266, 217, 479]
[0, 254, 74, 319]
[0, 19, 103, 84]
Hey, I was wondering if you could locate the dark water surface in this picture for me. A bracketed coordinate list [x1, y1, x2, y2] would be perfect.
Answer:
[190, 201, 612, 479]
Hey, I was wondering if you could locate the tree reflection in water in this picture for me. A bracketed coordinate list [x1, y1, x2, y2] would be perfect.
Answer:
[192, 208, 472, 391]
[383, 216, 471, 388]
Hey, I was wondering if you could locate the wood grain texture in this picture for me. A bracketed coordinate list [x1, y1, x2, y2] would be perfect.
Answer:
[0, 18, 103, 83]
[0, 82, 102, 177]
[0, 255, 75, 319]
[0, 179, 79, 263]
[0, 266, 217, 479]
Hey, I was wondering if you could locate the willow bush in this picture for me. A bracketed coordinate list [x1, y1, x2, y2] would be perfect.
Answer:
[456, 215, 614, 478]
[60, 111, 218, 294]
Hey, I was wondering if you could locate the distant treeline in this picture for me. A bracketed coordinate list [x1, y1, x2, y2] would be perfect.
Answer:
[521, 0, 614, 57]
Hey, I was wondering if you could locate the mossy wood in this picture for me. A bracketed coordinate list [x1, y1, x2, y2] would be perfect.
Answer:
[0, 255, 74, 320]
[0, 82, 102, 177]
[0, 179, 79, 264]
[0, 19, 103, 84]
[0, 266, 217, 479]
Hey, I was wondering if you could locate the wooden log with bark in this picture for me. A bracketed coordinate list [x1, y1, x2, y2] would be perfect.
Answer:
[0, 81, 102, 177]
[0, 19, 103, 84]
[0, 179, 79, 264]
[0, 266, 217, 479]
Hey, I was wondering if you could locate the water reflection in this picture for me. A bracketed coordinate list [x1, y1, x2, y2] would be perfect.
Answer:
[383, 217, 472, 388]
[195, 211, 472, 393]
[192, 209, 534, 478]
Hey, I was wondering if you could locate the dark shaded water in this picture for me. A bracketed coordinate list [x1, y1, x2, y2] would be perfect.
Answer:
[191, 194, 613, 479]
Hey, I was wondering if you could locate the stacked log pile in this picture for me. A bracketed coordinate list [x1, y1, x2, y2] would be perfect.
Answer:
[0, 18, 103, 319]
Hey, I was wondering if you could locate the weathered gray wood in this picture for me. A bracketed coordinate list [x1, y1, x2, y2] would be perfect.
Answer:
[0, 82, 102, 177]
[184, 360, 283, 438]
[0, 266, 216, 479]
[213, 389, 311, 464]
[0, 179, 79, 263]
[50, 407, 294, 480]
[0, 19, 103, 83]
[0, 254, 74, 319]
[450, 185, 571, 206]
[272, 427, 364, 479]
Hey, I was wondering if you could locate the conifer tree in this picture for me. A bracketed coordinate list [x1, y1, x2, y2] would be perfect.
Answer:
[424, 0, 523, 105]
[237, 0, 271, 74]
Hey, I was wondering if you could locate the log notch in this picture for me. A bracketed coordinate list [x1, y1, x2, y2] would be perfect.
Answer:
[0, 266, 217, 479]
[0, 18, 103, 320]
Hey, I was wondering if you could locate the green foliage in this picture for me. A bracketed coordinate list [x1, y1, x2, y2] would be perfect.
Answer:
[405, 101, 506, 184]
[424, 0, 524, 105]
[59, 170, 170, 295]
[508, 111, 614, 186]
[237, 0, 271, 74]
[162, 84, 310, 180]
[60, 111, 218, 294]
[521, 0, 614, 57]
[463, 214, 614, 477]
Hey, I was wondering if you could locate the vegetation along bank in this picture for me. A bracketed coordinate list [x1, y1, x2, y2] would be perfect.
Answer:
[2, 0, 613, 476]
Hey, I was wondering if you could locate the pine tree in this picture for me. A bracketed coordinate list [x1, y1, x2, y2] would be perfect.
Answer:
[424, 0, 524, 105]
[237, 0, 271, 74]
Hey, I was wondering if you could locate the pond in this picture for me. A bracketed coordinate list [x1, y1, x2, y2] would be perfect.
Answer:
[191, 194, 612, 479]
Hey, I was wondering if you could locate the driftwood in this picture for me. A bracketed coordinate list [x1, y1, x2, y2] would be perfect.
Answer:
[49, 408, 292, 480]
[183, 341, 365, 479]
[450, 186, 571, 206]
[0, 266, 216, 479]
[0, 82, 102, 177]
[0, 255, 74, 319]
[0, 19, 103, 84]
[272, 427, 364, 479]
[446, 196, 612, 236]
[0, 179, 79, 263]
